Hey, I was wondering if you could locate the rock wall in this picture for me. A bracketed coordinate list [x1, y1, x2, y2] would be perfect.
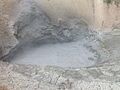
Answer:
[94, 0, 120, 29]
[1, 0, 120, 29]
[0, 16, 18, 58]
[0, 0, 18, 58]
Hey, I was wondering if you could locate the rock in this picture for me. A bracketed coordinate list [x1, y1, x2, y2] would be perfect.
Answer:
[0, 16, 18, 59]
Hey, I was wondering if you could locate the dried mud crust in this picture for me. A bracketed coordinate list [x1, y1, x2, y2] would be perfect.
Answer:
[0, 61, 120, 90]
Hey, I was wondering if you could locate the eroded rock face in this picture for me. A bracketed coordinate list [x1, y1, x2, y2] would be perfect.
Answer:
[0, 16, 18, 59]
[0, 0, 19, 59]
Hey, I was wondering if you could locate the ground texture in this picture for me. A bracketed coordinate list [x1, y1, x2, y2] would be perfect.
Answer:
[1, 59, 120, 90]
